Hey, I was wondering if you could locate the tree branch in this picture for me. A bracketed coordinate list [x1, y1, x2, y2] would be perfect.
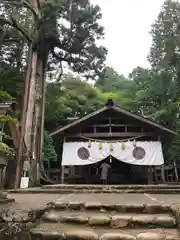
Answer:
[36, 0, 41, 10]
[1, 0, 40, 21]
[21, 0, 40, 20]
[10, 16, 31, 41]
[0, 17, 31, 41]
[51, 49, 79, 64]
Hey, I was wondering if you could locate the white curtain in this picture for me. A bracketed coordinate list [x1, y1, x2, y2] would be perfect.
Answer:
[62, 141, 164, 166]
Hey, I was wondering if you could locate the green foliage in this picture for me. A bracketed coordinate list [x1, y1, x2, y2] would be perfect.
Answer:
[0, 115, 15, 122]
[0, 89, 15, 155]
[148, 0, 180, 75]
[144, 0, 180, 160]
[43, 131, 57, 163]
[2, 0, 180, 166]
[169, 121, 180, 159]
[96, 67, 136, 109]
[0, 142, 14, 155]
[96, 67, 135, 93]
[0, 90, 12, 101]
[0, 0, 107, 79]
[0, 62, 24, 100]
[45, 74, 103, 131]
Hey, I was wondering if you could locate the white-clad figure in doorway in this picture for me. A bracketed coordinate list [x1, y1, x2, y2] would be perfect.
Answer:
[100, 161, 111, 184]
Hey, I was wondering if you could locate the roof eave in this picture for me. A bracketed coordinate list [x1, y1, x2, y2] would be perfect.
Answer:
[50, 104, 176, 137]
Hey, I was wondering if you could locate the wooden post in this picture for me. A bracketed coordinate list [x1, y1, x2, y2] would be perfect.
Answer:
[161, 164, 165, 183]
[173, 159, 179, 181]
[154, 166, 158, 184]
[61, 136, 66, 184]
[61, 166, 65, 184]
[148, 167, 153, 185]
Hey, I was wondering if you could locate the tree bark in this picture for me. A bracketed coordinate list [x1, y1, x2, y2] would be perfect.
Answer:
[24, 51, 38, 152]
[29, 51, 47, 185]
[15, 0, 50, 187]
[15, 45, 33, 188]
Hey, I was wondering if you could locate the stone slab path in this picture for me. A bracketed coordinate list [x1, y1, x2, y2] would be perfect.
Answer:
[6, 193, 180, 212]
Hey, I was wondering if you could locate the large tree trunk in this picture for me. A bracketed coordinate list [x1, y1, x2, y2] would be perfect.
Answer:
[15, 45, 33, 188]
[15, 0, 49, 188]
[15, 48, 47, 187]
[24, 51, 38, 152]
[29, 50, 47, 185]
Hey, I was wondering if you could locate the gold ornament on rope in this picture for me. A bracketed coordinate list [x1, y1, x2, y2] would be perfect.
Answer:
[88, 140, 91, 148]
[121, 142, 126, 150]
[98, 142, 102, 150]
[110, 143, 113, 152]
[133, 139, 137, 147]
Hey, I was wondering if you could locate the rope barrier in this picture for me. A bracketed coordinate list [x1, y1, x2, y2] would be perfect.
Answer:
[80, 134, 146, 143]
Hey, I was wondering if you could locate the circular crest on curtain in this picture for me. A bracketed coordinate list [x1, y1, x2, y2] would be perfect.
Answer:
[132, 147, 146, 160]
[77, 147, 90, 160]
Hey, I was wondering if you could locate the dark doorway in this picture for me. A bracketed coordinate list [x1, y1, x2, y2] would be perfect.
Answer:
[85, 157, 147, 184]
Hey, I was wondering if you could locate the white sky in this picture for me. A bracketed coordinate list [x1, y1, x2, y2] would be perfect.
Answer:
[90, 0, 165, 77]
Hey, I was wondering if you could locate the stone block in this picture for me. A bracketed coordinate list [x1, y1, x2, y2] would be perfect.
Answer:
[101, 204, 116, 211]
[84, 202, 102, 210]
[115, 204, 127, 213]
[124, 204, 144, 213]
[54, 201, 67, 210]
[155, 216, 176, 227]
[68, 201, 83, 210]
[132, 215, 156, 225]
[30, 230, 65, 240]
[100, 233, 136, 240]
[61, 215, 88, 224]
[42, 211, 61, 222]
[165, 236, 180, 240]
[66, 230, 98, 240]
[88, 215, 110, 225]
[137, 233, 166, 240]
[111, 215, 132, 228]
[145, 205, 167, 214]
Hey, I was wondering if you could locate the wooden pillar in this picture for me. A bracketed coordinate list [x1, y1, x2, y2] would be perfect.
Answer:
[148, 167, 153, 185]
[154, 166, 158, 184]
[61, 166, 65, 184]
[173, 160, 179, 181]
[61, 137, 66, 184]
[161, 164, 165, 184]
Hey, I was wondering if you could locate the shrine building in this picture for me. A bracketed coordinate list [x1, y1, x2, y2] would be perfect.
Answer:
[50, 99, 176, 185]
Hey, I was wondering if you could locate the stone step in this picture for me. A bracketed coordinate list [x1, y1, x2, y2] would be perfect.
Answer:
[43, 184, 180, 190]
[30, 222, 180, 240]
[49, 201, 171, 214]
[41, 210, 176, 229]
[8, 187, 180, 194]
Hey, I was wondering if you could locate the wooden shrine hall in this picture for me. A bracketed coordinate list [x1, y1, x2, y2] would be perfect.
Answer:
[50, 99, 176, 185]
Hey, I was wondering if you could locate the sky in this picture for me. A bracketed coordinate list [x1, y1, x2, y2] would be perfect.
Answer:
[90, 0, 165, 77]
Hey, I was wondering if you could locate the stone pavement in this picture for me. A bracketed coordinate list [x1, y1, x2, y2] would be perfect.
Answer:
[7, 192, 180, 211]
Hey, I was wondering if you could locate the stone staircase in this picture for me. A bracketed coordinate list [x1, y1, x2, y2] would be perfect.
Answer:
[30, 201, 180, 240]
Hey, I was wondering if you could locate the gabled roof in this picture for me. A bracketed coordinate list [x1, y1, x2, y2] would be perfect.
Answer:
[50, 99, 176, 136]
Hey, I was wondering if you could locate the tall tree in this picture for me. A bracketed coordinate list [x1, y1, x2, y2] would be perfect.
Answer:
[0, 0, 107, 187]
